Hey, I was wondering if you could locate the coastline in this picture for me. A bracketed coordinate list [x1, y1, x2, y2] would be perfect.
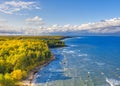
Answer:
[19, 54, 55, 86]
[0, 36, 72, 86]
[18, 36, 71, 86]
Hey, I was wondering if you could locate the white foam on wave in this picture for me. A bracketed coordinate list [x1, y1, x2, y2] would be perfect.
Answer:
[62, 50, 67, 53]
[62, 50, 75, 54]
[62, 50, 68, 53]
[76, 37, 83, 39]
[88, 71, 90, 74]
[49, 69, 65, 72]
[78, 54, 88, 57]
[70, 45, 77, 47]
[36, 75, 41, 78]
[66, 50, 75, 53]
[63, 49, 67, 51]
[82, 58, 90, 61]
[95, 62, 105, 66]
[106, 78, 120, 86]
[101, 72, 104, 75]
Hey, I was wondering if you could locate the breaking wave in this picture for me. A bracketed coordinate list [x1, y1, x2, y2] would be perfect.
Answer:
[106, 78, 120, 86]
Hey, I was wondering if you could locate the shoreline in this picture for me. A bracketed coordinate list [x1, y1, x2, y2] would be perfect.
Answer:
[19, 54, 56, 86]
[18, 36, 71, 86]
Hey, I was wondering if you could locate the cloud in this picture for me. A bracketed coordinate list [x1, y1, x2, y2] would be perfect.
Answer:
[43, 18, 120, 34]
[80, 18, 120, 33]
[0, 1, 40, 14]
[0, 18, 120, 35]
[25, 16, 45, 27]
[0, 24, 23, 35]
[0, 19, 8, 24]
[0, 18, 23, 35]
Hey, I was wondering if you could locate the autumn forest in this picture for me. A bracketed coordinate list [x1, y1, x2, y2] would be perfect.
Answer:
[0, 36, 66, 86]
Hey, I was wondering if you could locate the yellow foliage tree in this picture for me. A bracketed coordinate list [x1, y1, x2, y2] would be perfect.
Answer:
[4, 73, 11, 80]
[11, 70, 22, 80]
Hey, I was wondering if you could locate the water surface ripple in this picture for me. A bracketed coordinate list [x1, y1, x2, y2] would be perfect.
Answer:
[33, 36, 120, 86]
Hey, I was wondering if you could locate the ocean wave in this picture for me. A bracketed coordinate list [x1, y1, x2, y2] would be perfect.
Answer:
[62, 50, 75, 53]
[62, 50, 67, 53]
[63, 49, 67, 51]
[36, 75, 41, 78]
[78, 54, 88, 57]
[49, 69, 65, 72]
[76, 37, 83, 39]
[70, 45, 77, 47]
[65, 50, 75, 53]
[95, 62, 105, 66]
[106, 78, 120, 86]
[82, 58, 90, 61]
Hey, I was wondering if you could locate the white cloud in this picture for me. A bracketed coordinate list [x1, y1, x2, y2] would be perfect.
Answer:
[0, 1, 40, 14]
[0, 18, 24, 35]
[0, 19, 8, 23]
[23, 18, 120, 35]
[25, 16, 45, 27]
[0, 18, 120, 35]
[0, 24, 23, 35]
[44, 18, 120, 34]
[26, 16, 43, 22]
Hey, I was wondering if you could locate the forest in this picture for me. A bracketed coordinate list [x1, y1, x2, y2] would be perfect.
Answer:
[0, 36, 66, 86]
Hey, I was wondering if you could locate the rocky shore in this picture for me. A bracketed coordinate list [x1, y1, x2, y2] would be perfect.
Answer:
[18, 54, 55, 86]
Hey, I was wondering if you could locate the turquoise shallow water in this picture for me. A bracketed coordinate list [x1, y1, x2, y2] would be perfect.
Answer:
[33, 36, 120, 86]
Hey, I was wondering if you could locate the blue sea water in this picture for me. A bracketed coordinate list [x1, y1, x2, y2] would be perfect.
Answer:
[33, 36, 120, 86]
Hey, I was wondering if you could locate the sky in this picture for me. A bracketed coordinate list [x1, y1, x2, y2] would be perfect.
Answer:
[0, 0, 120, 35]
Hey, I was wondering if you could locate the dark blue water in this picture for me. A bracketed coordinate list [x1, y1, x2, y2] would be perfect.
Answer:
[33, 36, 120, 86]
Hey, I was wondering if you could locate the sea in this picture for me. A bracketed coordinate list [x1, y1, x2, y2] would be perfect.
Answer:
[32, 36, 120, 86]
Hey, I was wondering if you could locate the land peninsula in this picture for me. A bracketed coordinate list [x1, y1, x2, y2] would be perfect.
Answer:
[0, 36, 69, 86]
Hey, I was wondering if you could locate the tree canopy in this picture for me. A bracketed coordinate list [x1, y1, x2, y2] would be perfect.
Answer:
[0, 36, 66, 86]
